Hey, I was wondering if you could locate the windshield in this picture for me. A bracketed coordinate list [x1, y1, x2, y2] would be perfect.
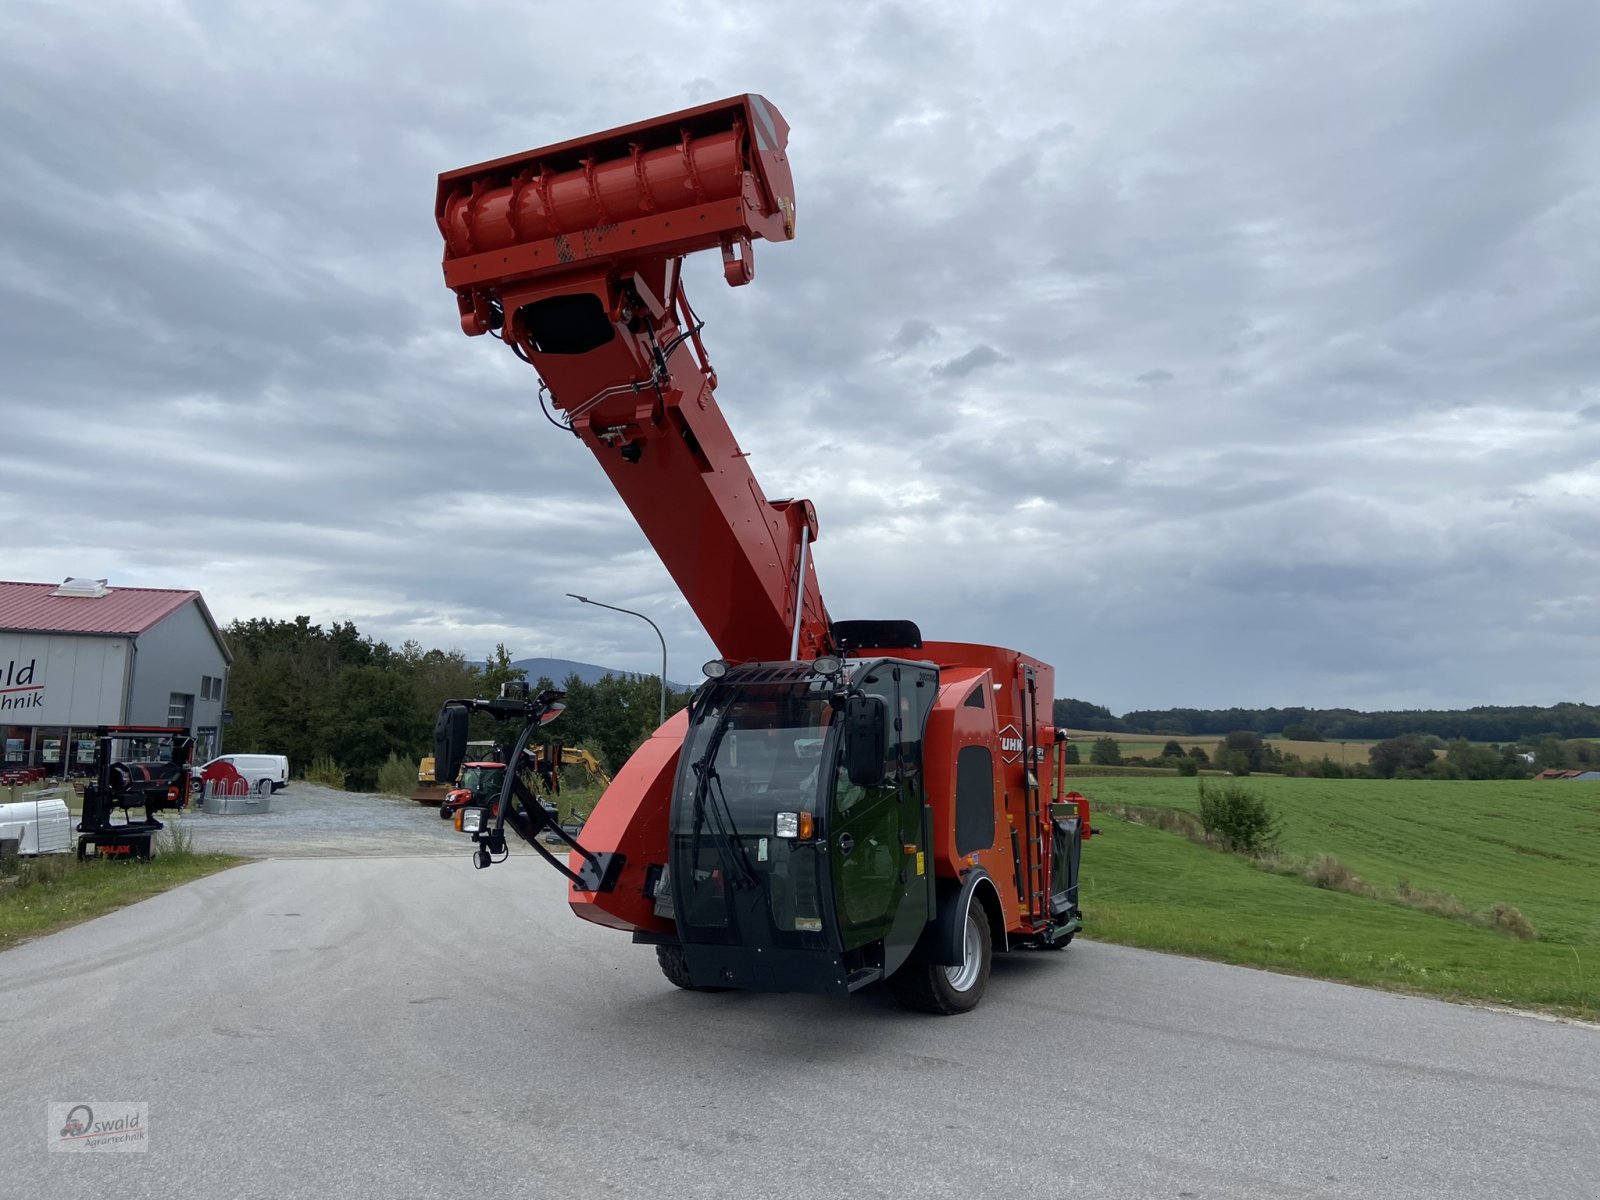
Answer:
[460, 766, 505, 796]
[670, 673, 839, 943]
[673, 681, 834, 839]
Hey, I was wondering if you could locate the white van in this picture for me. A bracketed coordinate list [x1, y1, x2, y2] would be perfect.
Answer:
[197, 754, 289, 797]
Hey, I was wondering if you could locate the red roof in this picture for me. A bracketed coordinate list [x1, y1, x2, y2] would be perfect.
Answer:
[0, 581, 201, 636]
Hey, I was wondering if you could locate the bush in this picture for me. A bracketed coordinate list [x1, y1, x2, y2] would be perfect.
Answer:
[1493, 902, 1537, 941]
[1394, 877, 1474, 923]
[1175, 756, 1199, 777]
[157, 819, 195, 860]
[303, 754, 346, 789]
[10, 854, 70, 887]
[1305, 854, 1375, 897]
[1090, 736, 1123, 766]
[1197, 779, 1279, 855]
[1282, 723, 1323, 741]
[376, 752, 416, 797]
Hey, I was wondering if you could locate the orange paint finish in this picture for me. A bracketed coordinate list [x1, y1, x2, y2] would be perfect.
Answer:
[435, 94, 826, 666]
[434, 97, 1082, 962]
[873, 641, 1059, 936]
[565, 709, 687, 933]
[440, 131, 745, 259]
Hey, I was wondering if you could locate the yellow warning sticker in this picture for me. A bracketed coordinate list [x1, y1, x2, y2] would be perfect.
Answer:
[916, 852, 925, 876]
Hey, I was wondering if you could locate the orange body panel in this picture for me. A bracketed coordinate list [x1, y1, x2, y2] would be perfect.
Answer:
[566, 711, 684, 933]
[903, 642, 1059, 936]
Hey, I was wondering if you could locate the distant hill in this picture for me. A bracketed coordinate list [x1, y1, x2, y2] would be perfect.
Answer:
[511, 657, 690, 692]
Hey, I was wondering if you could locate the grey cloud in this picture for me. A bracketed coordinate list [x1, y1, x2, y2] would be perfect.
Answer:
[892, 319, 937, 349]
[3, 1, 1599, 710]
[931, 344, 1005, 379]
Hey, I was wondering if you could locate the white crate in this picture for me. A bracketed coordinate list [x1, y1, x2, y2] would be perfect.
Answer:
[0, 796, 72, 855]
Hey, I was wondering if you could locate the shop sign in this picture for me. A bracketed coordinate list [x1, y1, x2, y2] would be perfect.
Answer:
[1, 657, 43, 712]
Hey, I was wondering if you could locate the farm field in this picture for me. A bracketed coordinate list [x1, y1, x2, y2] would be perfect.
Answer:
[1064, 730, 1379, 766]
[1071, 775, 1600, 1016]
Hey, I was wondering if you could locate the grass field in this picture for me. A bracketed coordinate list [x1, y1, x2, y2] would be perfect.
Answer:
[1071, 774, 1600, 1016]
[1064, 730, 1378, 765]
[0, 829, 238, 951]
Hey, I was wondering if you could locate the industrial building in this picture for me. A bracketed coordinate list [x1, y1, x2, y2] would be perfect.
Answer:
[0, 578, 232, 774]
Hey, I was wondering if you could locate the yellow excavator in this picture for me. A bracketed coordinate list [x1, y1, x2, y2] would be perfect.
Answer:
[539, 743, 612, 794]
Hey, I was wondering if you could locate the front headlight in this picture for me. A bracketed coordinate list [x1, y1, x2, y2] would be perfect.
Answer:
[775, 810, 814, 839]
[461, 808, 484, 834]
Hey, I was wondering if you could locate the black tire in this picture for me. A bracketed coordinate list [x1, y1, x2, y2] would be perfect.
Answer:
[438, 804, 452, 820]
[889, 902, 993, 1014]
[255, 778, 272, 797]
[1039, 931, 1074, 951]
[655, 944, 731, 993]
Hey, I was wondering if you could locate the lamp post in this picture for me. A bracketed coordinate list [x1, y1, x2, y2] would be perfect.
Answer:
[566, 594, 668, 726]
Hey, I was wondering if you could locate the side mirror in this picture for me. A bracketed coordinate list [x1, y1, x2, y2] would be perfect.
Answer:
[435, 705, 469, 786]
[843, 694, 887, 788]
[538, 701, 566, 726]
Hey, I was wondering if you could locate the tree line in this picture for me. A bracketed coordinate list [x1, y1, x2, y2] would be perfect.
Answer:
[222, 617, 687, 789]
[225, 618, 1595, 790]
[1052, 698, 1600, 744]
[1075, 729, 1599, 781]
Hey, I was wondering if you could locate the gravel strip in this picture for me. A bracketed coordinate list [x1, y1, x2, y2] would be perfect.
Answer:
[180, 782, 468, 858]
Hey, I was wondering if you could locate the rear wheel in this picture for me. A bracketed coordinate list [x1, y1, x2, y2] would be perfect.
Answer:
[255, 778, 272, 796]
[655, 944, 731, 993]
[889, 903, 993, 1014]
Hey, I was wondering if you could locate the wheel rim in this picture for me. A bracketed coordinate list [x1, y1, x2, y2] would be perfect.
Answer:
[945, 910, 982, 992]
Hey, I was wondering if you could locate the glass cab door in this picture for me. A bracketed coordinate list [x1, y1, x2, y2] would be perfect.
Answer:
[829, 662, 936, 970]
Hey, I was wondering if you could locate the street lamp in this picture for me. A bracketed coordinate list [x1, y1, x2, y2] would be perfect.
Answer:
[566, 594, 668, 726]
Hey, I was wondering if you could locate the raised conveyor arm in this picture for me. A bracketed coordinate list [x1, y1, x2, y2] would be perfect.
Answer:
[435, 94, 829, 664]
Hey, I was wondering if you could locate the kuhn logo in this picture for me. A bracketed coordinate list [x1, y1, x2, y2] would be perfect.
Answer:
[998, 724, 1024, 764]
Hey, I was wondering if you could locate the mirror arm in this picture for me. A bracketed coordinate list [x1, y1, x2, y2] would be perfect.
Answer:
[455, 691, 623, 892]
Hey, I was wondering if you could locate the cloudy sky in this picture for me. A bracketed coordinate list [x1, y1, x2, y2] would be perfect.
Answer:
[3, 0, 1597, 713]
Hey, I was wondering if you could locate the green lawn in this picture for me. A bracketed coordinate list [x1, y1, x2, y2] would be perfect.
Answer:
[1073, 775, 1600, 1016]
[0, 851, 239, 951]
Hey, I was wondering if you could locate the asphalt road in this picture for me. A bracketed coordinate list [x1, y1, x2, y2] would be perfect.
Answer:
[181, 782, 464, 858]
[2, 855, 1597, 1200]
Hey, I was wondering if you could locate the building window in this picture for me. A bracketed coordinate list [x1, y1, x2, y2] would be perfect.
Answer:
[168, 693, 194, 730]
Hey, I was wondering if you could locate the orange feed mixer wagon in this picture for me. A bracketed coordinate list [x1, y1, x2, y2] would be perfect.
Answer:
[428, 95, 1091, 1013]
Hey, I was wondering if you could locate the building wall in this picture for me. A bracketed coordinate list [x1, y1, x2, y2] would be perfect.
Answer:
[1, 632, 131, 769]
[127, 600, 230, 758]
[0, 631, 130, 725]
